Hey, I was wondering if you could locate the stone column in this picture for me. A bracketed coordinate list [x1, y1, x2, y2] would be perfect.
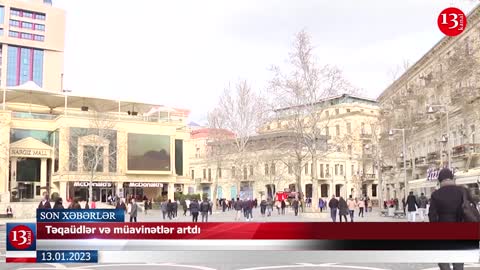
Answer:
[10, 158, 18, 198]
[168, 182, 175, 201]
[59, 181, 67, 201]
[40, 158, 48, 195]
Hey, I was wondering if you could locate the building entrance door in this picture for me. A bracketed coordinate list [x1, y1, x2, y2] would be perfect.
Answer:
[100, 188, 114, 203]
[18, 182, 35, 200]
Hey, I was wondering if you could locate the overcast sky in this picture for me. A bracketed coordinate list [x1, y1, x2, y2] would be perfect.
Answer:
[53, 0, 477, 124]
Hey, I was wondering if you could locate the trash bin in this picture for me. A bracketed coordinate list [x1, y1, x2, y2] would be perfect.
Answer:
[388, 207, 395, 217]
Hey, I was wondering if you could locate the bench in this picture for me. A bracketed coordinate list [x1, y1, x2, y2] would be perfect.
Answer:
[380, 209, 388, 216]
[0, 214, 13, 218]
[393, 210, 405, 218]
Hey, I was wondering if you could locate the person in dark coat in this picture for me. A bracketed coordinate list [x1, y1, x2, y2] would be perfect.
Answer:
[260, 199, 267, 217]
[53, 197, 64, 209]
[68, 198, 81, 209]
[167, 199, 173, 220]
[116, 198, 127, 213]
[189, 199, 200, 222]
[38, 192, 51, 209]
[406, 191, 419, 222]
[292, 198, 299, 216]
[200, 199, 210, 222]
[181, 200, 188, 216]
[338, 197, 349, 223]
[280, 200, 286, 215]
[429, 168, 473, 270]
[328, 195, 339, 222]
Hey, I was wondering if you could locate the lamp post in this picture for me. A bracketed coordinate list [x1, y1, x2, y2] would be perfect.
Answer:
[389, 128, 407, 203]
[427, 105, 451, 169]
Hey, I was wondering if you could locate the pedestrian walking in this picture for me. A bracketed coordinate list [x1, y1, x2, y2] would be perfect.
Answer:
[200, 198, 210, 222]
[244, 199, 254, 221]
[209, 200, 213, 215]
[38, 192, 51, 209]
[357, 198, 365, 217]
[234, 198, 243, 221]
[6, 206, 13, 218]
[417, 193, 429, 222]
[338, 197, 349, 222]
[429, 168, 480, 270]
[68, 198, 81, 209]
[167, 199, 174, 220]
[128, 198, 138, 222]
[328, 195, 339, 222]
[160, 200, 168, 220]
[364, 197, 369, 213]
[281, 200, 286, 215]
[116, 198, 127, 213]
[260, 199, 267, 217]
[190, 199, 200, 222]
[182, 200, 188, 216]
[173, 200, 178, 219]
[275, 200, 281, 214]
[406, 191, 419, 222]
[292, 198, 299, 216]
[319, 198, 325, 212]
[347, 195, 356, 222]
[266, 198, 273, 217]
[53, 197, 64, 209]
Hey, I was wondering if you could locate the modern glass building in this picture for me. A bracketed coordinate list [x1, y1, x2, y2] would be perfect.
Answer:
[0, 0, 65, 90]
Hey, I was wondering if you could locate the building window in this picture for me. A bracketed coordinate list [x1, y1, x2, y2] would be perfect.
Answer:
[335, 164, 339, 175]
[23, 12, 33, 18]
[264, 164, 269, 175]
[35, 24, 45, 31]
[288, 163, 293, 174]
[305, 163, 308, 175]
[351, 165, 355, 176]
[325, 110, 329, 117]
[9, 31, 19, 37]
[10, 9, 21, 17]
[243, 166, 247, 180]
[191, 170, 194, 180]
[372, 184, 378, 197]
[6, 46, 43, 86]
[21, 22, 33, 29]
[320, 164, 324, 178]
[326, 164, 330, 177]
[340, 165, 344, 176]
[208, 168, 211, 181]
[203, 169, 206, 179]
[271, 163, 276, 176]
[218, 168, 222, 178]
[335, 108, 340, 115]
[325, 127, 329, 137]
[249, 165, 254, 176]
[361, 122, 365, 134]
[336, 125, 340, 136]
[348, 145, 352, 155]
[347, 109, 351, 113]
[0, 6, 4, 23]
[34, 35, 44, 41]
[347, 123, 351, 134]
[21, 33, 32, 39]
[9, 19, 20, 27]
[321, 185, 328, 197]
[231, 166, 235, 177]
[0, 29, 3, 36]
[35, 13, 46, 20]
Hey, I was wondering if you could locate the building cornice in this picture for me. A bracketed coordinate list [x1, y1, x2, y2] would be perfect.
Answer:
[378, 4, 480, 102]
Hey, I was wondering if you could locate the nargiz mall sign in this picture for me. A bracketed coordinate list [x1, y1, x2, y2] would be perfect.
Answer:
[10, 148, 50, 157]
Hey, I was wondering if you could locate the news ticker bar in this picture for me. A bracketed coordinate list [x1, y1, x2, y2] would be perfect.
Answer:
[36, 239, 479, 251]
[6, 250, 98, 263]
[6, 250, 479, 263]
[35, 222, 480, 240]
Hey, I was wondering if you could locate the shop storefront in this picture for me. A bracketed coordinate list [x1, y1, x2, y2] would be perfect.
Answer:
[123, 182, 163, 200]
[69, 181, 116, 202]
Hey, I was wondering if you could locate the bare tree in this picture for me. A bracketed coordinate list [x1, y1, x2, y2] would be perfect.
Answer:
[67, 112, 119, 202]
[269, 30, 357, 208]
[208, 80, 267, 200]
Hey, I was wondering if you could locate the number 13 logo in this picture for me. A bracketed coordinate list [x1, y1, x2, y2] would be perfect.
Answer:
[7, 223, 36, 251]
[438, 7, 467, 37]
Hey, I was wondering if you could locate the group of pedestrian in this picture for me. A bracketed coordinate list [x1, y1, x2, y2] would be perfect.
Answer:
[326, 195, 370, 222]
[259, 198, 274, 217]
[160, 199, 180, 220]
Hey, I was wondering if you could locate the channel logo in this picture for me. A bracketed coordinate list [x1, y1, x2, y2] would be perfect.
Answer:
[6, 223, 37, 251]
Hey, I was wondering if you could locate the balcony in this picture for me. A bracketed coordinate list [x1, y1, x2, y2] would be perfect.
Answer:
[427, 152, 438, 161]
[362, 173, 376, 181]
[360, 132, 372, 140]
[415, 156, 427, 167]
[12, 112, 58, 120]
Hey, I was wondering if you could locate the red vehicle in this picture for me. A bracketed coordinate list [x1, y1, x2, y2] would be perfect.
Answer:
[275, 191, 300, 201]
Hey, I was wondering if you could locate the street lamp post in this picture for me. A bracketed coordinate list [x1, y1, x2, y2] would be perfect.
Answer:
[427, 105, 451, 168]
[389, 128, 408, 203]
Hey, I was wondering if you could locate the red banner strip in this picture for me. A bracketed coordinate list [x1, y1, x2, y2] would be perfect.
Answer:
[36, 222, 480, 240]
[6, 257, 37, 263]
